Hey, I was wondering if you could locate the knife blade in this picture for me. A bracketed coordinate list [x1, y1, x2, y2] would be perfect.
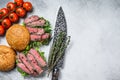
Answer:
[48, 6, 68, 80]
[53, 6, 67, 66]
[54, 6, 67, 39]
[52, 7, 67, 80]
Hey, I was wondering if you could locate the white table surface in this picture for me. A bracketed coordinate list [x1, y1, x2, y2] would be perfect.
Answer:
[0, 0, 120, 80]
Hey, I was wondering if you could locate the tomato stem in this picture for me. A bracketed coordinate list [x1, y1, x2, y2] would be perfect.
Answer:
[0, 10, 15, 22]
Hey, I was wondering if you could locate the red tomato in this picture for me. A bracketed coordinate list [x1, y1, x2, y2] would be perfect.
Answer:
[23, 2, 32, 11]
[2, 18, 11, 29]
[0, 8, 9, 16]
[7, 2, 16, 11]
[0, 14, 2, 19]
[0, 25, 5, 35]
[9, 12, 18, 22]
[14, 0, 23, 6]
[16, 7, 26, 17]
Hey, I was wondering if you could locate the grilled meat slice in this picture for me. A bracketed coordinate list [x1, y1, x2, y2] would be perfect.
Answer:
[30, 33, 50, 41]
[32, 71, 38, 76]
[30, 34, 41, 41]
[26, 27, 38, 33]
[16, 55, 22, 63]
[27, 53, 43, 74]
[24, 15, 40, 24]
[29, 49, 46, 67]
[26, 27, 45, 35]
[26, 19, 45, 27]
[18, 53, 34, 74]
[41, 33, 50, 40]
[37, 28, 45, 35]
[17, 63, 31, 74]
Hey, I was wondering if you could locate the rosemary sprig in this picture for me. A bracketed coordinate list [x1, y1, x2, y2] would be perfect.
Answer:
[51, 32, 65, 66]
[48, 31, 70, 75]
[48, 32, 65, 67]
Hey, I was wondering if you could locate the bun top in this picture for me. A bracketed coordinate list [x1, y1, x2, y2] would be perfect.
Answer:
[0, 45, 16, 71]
[6, 24, 30, 51]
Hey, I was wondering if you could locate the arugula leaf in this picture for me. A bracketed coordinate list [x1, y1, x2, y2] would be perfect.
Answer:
[40, 17, 44, 20]
[37, 51, 46, 61]
[22, 41, 42, 55]
[17, 68, 28, 77]
[16, 60, 28, 77]
[44, 20, 52, 33]
[44, 20, 49, 27]
[16, 60, 18, 64]
[44, 27, 52, 33]
[30, 41, 42, 48]
[21, 23, 26, 26]
[42, 38, 51, 45]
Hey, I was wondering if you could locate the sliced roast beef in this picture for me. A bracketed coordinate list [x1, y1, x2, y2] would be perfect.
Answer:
[32, 71, 38, 76]
[29, 49, 46, 67]
[16, 55, 22, 63]
[26, 19, 45, 27]
[27, 53, 43, 74]
[26, 27, 45, 35]
[18, 53, 34, 74]
[26, 27, 38, 33]
[41, 33, 50, 40]
[30, 35, 41, 41]
[17, 63, 31, 74]
[36, 28, 45, 35]
[39, 19, 46, 26]
[27, 53, 37, 65]
[24, 15, 40, 24]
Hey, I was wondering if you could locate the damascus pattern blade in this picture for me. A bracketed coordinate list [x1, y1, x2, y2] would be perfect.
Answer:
[50, 7, 68, 80]
[53, 6, 67, 68]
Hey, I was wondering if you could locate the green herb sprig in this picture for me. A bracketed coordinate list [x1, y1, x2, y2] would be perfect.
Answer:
[48, 32, 70, 75]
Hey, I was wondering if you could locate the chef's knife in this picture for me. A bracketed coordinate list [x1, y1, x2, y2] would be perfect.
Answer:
[51, 7, 67, 80]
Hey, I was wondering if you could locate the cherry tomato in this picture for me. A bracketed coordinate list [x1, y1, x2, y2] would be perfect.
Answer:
[0, 25, 5, 35]
[7, 2, 16, 11]
[9, 12, 18, 22]
[0, 14, 2, 19]
[14, 0, 23, 6]
[2, 18, 11, 29]
[16, 7, 26, 17]
[0, 8, 9, 16]
[23, 2, 32, 11]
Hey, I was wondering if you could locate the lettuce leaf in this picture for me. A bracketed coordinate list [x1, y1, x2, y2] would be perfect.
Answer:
[16, 60, 28, 77]
[22, 41, 42, 55]
[44, 20, 52, 33]
[17, 68, 28, 77]
[42, 38, 51, 45]
[37, 51, 46, 61]
[21, 23, 26, 26]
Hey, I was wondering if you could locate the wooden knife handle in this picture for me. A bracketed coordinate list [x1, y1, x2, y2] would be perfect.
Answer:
[52, 68, 60, 80]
